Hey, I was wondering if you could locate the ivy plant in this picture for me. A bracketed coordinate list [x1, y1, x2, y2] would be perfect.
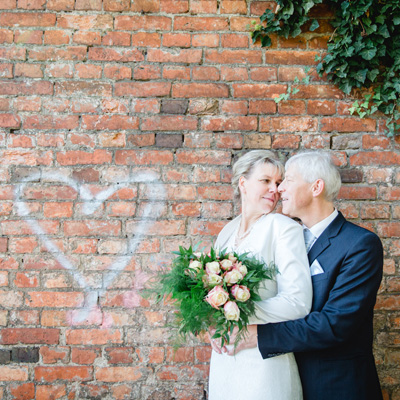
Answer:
[252, 0, 400, 136]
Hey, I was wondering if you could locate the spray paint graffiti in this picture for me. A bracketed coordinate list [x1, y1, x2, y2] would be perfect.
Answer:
[14, 171, 166, 325]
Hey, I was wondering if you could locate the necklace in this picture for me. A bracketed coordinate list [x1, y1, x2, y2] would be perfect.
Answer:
[235, 214, 264, 242]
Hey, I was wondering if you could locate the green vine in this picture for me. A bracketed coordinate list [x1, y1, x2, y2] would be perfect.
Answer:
[252, 0, 400, 136]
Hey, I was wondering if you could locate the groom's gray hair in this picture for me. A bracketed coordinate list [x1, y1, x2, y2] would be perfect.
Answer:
[286, 151, 341, 202]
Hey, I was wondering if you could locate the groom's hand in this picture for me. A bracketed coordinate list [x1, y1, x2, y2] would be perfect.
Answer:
[225, 325, 258, 356]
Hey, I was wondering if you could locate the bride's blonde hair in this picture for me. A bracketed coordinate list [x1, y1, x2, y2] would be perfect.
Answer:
[232, 150, 284, 199]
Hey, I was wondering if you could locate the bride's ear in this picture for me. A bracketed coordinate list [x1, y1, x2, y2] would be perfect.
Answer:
[238, 176, 246, 195]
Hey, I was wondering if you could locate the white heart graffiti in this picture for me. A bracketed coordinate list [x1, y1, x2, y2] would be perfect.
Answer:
[14, 171, 165, 325]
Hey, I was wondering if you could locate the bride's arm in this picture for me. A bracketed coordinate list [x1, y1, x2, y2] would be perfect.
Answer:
[252, 219, 312, 323]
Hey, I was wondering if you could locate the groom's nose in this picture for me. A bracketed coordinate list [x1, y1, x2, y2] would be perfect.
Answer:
[278, 180, 285, 193]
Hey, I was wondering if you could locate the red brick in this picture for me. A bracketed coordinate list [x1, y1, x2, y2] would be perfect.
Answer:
[272, 134, 301, 149]
[232, 83, 286, 98]
[102, 31, 130, 46]
[173, 83, 228, 98]
[103, 64, 131, 80]
[71, 348, 99, 364]
[192, 33, 219, 48]
[115, 150, 173, 165]
[0, 113, 20, 128]
[280, 36, 307, 49]
[221, 33, 249, 48]
[9, 382, 35, 399]
[321, 117, 376, 132]
[221, 100, 248, 115]
[106, 347, 134, 364]
[130, 0, 159, 11]
[104, 0, 129, 11]
[29, 46, 87, 61]
[163, 66, 190, 80]
[126, 220, 185, 236]
[15, 63, 43, 78]
[220, 0, 247, 14]
[378, 223, 400, 238]
[308, 100, 336, 115]
[96, 366, 149, 382]
[66, 329, 122, 345]
[35, 366, 92, 382]
[160, 0, 188, 12]
[1, 328, 60, 344]
[0, 366, 28, 382]
[379, 187, 400, 201]
[45, 63, 73, 78]
[82, 115, 138, 130]
[147, 48, 202, 63]
[166, 347, 194, 362]
[193, 66, 220, 81]
[133, 64, 161, 80]
[0, 29, 13, 43]
[73, 31, 101, 45]
[360, 204, 390, 220]
[14, 97, 41, 112]
[190, 0, 217, 13]
[115, 82, 170, 97]
[302, 134, 331, 149]
[230, 16, 264, 32]
[47, 0, 74, 10]
[40, 346, 69, 364]
[249, 100, 276, 114]
[0, 12, 56, 26]
[350, 151, 400, 166]
[176, 150, 231, 165]
[115, 15, 171, 31]
[205, 49, 262, 64]
[142, 115, 197, 131]
[278, 100, 306, 115]
[23, 115, 78, 130]
[56, 150, 112, 165]
[74, 64, 102, 79]
[362, 134, 390, 149]
[171, 202, 201, 217]
[75, 0, 102, 10]
[14, 29, 42, 44]
[197, 186, 233, 200]
[88, 47, 144, 62]
[26, 292, 84, 308]
[338, 186, 377, 200]
[0, 46, 26, 60]
[57, 14, 113, 29]
[0, 271, 8, 287]
[264, 50, 319, 65]
[190, 220, 226, 236]
[63, 220, 120, 236]
[202, 116, 256, 131]
[44, 30, 69, 44]
[162, 32, 190, 47]
[260, 116, 317, 132]
[174, 16, 228, 31]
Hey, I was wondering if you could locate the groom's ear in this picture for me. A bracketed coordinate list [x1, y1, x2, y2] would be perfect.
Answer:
[311, 179, 325, 197]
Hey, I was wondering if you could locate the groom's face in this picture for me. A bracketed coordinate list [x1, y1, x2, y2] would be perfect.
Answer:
[278, 165, 313, 220]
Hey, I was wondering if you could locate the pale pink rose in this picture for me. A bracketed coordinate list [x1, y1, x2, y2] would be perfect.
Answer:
[188, 260, 202, 272]
[205, 261, 221, 275]
[231, 285, 251, 302]
[234, 262, 247, 277]
[224, 269, 243, 285]
[228, 253, 237, 263]
[224, 301, 240, 321]
[203, 273, 223, 287]
[205, 286, 229, 309]
[220, 259, 233, 271]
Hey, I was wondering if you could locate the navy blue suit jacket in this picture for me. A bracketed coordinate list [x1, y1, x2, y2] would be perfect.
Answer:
[258, 212, 383, 400]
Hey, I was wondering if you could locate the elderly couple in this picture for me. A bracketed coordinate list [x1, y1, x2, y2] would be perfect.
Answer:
[207, 151, 383, 400]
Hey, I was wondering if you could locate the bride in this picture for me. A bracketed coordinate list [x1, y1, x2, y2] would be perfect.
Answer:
[208, 150, 312, 400]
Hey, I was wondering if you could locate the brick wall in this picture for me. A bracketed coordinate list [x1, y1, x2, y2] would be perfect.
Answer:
[0, 0, 399, 399]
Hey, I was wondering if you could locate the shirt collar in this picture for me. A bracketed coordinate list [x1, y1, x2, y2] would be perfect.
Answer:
[304, 209, 338, 239]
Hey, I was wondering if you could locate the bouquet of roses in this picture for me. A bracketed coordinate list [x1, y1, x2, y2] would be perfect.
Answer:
[154, 245, 277, 347]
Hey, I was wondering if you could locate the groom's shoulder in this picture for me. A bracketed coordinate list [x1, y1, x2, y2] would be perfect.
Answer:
[336, 215, 382, 245]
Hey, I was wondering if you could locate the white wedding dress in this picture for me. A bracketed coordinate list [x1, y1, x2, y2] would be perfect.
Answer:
[208, 213, 312, 400]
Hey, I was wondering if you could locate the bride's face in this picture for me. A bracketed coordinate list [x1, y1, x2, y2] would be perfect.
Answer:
[239, 162, 282, 216]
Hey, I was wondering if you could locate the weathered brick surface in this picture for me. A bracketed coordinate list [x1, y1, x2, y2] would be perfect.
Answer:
[0, 0, 398, 398]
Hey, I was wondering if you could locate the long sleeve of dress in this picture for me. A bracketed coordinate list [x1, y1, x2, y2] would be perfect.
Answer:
[250, 215, 312, 324]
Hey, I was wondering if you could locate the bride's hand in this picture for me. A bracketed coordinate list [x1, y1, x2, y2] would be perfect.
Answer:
[225, 325, 258, 356]
[208, 328, 223, 354]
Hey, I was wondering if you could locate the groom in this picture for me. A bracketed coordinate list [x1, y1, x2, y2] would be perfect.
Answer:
[222, 151, 383, 400]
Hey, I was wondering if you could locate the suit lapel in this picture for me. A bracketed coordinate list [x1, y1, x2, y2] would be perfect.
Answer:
[308, 212, 346, 265]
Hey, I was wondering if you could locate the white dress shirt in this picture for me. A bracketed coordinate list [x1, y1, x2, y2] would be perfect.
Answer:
[304, 209, 338, 251]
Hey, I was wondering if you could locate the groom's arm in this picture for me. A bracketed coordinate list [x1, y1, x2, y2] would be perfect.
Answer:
[257, 232, 383, 357]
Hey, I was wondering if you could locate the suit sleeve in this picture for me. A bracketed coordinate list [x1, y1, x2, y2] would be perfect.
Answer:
[257, 231, 383, 357]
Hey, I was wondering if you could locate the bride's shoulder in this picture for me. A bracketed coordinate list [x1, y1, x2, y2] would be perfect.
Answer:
[267, 213, 302, 230]
[217, 215, 241, 236]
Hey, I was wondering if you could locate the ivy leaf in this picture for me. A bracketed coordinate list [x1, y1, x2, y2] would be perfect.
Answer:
[377, 24, 390, 38]
[393, 16, 400, 25]
[339, 80, 353, 94]
[360, 47, 377, 60]
[310, 19, 319, 31]
[352, 68, 368, 83]
[261, 35, 272, 47]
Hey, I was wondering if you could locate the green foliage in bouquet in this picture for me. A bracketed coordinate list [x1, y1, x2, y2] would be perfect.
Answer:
[252, 0, 400, 136]
[154, 245, 277, 348]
